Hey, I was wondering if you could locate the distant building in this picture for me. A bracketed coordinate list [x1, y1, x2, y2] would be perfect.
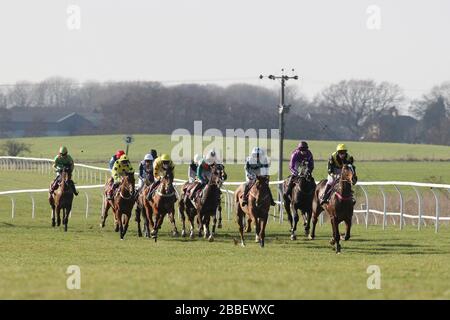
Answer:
[0, 108, 97, 138]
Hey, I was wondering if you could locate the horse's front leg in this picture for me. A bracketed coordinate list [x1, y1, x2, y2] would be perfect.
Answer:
[116, 211, 124, 240]
[329, 216, 341, 253]
[135, 206, 142, 237]
[51, 203, 56, 227]
[217, 203, 223, 229]
[342, 218, 352, 241]
[291, 208, 299, 241]
[212, 210, 218, 236]
[122, 213, 130, 240]
[303, 210, 312, 236]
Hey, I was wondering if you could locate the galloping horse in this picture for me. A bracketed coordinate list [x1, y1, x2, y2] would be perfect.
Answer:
[142, 173, 178, 242]
[100, 173, 136, 240]
[283, 164, 316, 240]
[308, 164, 356, 253]
[235, 175, 271, 247]
[49, 167, 74, 232]
[179, 164, 221, 241]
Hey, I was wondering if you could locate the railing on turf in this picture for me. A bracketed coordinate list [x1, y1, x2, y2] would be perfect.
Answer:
[1, 156, 449, 232]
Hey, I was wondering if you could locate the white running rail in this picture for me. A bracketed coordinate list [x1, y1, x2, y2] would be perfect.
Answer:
[1, 156, 449, 232]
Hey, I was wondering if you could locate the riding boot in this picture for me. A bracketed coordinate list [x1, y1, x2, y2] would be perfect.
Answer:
[189, 183, 200, 202]
[146, 181, 159, 201]
[269, 190, 276, 206]
[284, 175, 294, 200]
[242, 182, 251, 206]
[320, 184, 333, 205]
[70, 180, 79, 196]
[108, 183, 118, 200]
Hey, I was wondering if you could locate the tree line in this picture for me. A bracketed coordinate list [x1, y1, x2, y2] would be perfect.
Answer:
[0, 77, 449, 145]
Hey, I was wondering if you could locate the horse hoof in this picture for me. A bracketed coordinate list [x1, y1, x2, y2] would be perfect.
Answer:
[217, 223, 222, 229]
[330, 239, 336, 245]
[208, 236, 214, 242]
[308, 235, 314, 240]
[259, 239, 265, 248]
[290, 234, 297, 241]
[52, 221, 55, 227]
[241, 242, 246, 247]
[172, 231, 179, 237]
[190, 233, 194, 239]
[181, 230, 186, 237]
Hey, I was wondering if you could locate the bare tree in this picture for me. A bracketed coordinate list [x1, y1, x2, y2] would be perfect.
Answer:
[0, 140, 31, 156]
[7, 81, 35, 107]
[410, 81, 450, 118]
[314, 79, 404, 137]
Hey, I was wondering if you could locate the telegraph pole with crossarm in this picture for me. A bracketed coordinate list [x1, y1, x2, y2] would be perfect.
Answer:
[259, 69, 299, 206]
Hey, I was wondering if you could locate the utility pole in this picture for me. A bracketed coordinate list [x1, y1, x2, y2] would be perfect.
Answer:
[260, 69, 298, 206]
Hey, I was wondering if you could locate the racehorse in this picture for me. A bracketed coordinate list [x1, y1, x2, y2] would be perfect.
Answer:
[235, 175, 271, 248]
[179, 164, 221, 241]
[283, 163, 316, 240]
[142, 173, 178, 242]
[49, 167, 74, 232]
[308, 164, 356, 253]
[100, 173, 136, 240]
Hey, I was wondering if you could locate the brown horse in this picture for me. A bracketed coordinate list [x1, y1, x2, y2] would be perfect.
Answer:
[100, 173, 136, 240]
[179, 165, 221, 241]
[142, 174, 178, 242]
[308, 164, 356, 253]
[49, 168, 74, 232]
[283, 164, 316, 240]
[235, 175, 271, 248]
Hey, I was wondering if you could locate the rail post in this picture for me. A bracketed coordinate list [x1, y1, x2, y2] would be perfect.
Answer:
[379, 186, 387, 230]
[394, 185, 404, 230]
[359, 185, 369, 229]
[412, 186, 423, 230]
[430, 188, 439, 233]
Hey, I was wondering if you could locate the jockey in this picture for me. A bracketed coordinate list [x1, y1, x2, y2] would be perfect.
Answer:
[49, 146, 78, 196]
[137, 153, 155, 194]
[320, 143, 356, 205]
[188, 153, 202, 183]
[187, 149, 217, 201]
[242, 147, 275, 207]
[146, 153, 175, 200]
[284, 141, 314, 199]
[109, 150, 125, 171]
[108, 154, 134, 200]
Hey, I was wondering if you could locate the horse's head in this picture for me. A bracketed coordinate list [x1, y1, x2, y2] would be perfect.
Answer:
[122, 173, 135, 195]
[341, 164, 357, 185]
[208, 164, 222, 186]
[299, 162, 312, 181]
[159, 172, 175, 195]
[215, 164, 227, 183]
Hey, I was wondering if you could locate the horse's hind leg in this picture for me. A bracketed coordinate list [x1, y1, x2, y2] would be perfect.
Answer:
[135, 206, 142, 237]
[168, 211, 179, 237]
[100, 199, 110, 228]
[118, 213, 124, 240]
[304, 210, 312, 236]
[56, 207, 61, 227]
[236, 207, 246, 247]
[179, 200, 187, 237]
[309, 211, 319, 240]
[212, 211, 217, 236]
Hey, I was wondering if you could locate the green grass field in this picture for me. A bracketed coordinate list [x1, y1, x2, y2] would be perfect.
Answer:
[1, 135, 449, 299]
[0, 215, 449, 299]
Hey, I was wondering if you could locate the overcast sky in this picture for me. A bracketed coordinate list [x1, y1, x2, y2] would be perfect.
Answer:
[0, 0, 449, 99]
